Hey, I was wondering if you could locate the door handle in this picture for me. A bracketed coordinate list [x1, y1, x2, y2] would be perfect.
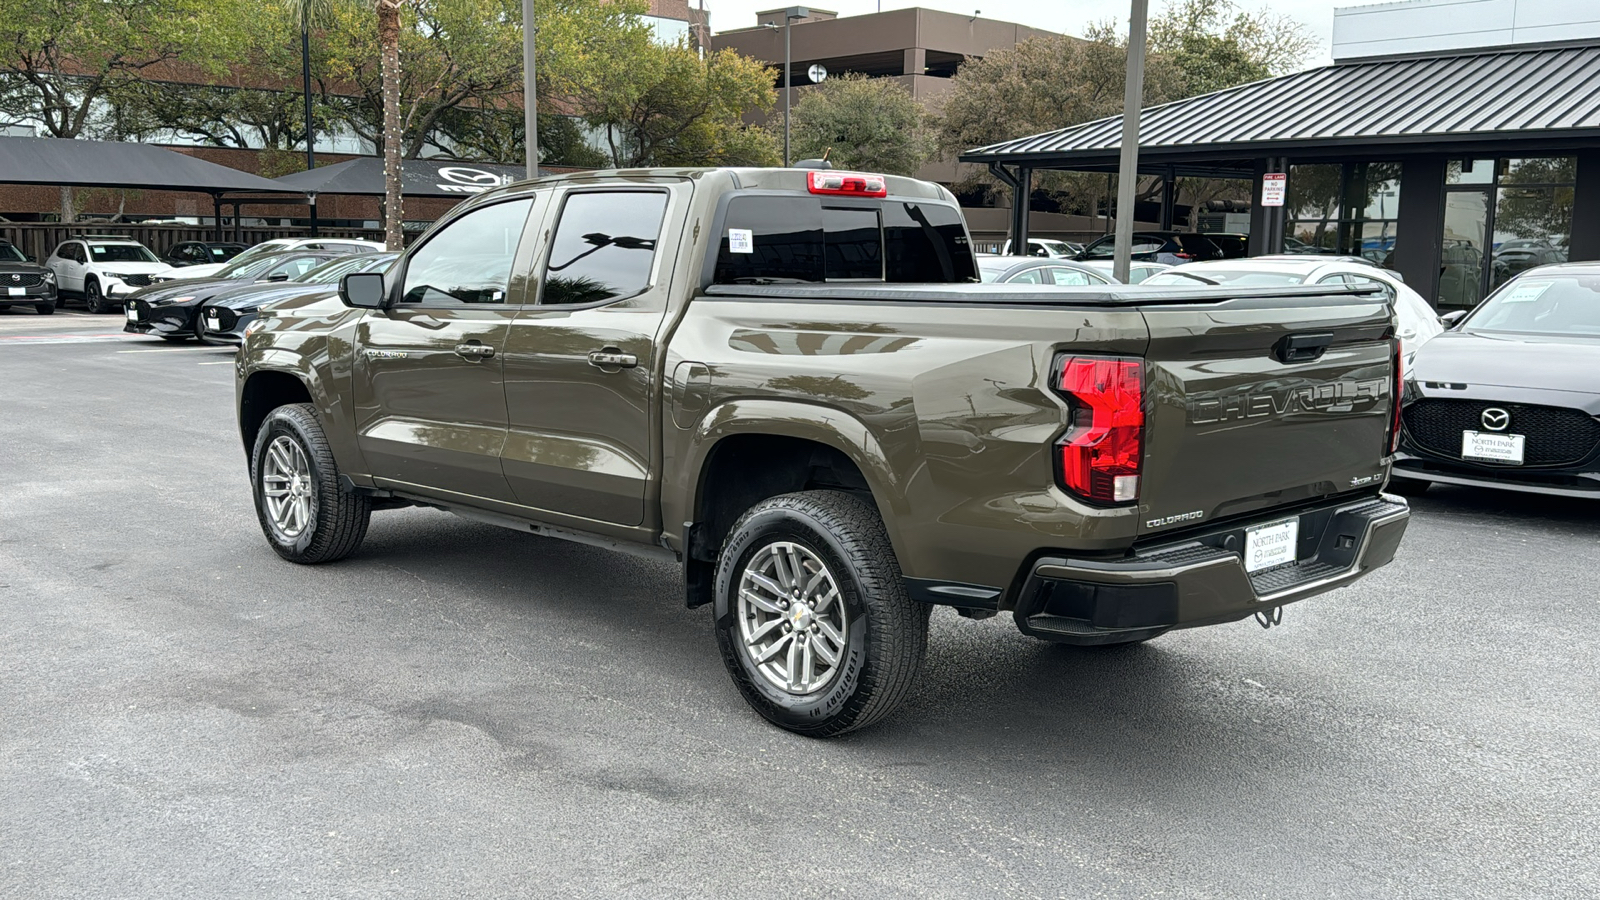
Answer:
[454, 341, 495, 360]
[588, 349, 638, 369]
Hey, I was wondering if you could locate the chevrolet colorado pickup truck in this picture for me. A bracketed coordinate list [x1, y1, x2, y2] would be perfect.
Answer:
[235, 167, 1410, 736]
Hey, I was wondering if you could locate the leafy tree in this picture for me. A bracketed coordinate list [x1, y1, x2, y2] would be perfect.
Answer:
[563, 42, 779, 168]
[0, 0, 247, 219]
[788, 73, 927, 176]
[1149, 0, 1319, 97]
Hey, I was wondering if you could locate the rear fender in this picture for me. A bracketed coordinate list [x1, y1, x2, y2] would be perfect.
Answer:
[671, 398, 907, 563]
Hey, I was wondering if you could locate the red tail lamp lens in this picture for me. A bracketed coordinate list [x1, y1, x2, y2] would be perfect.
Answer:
[807, 170, 888, 197]
[1055, 356, 1144, 505]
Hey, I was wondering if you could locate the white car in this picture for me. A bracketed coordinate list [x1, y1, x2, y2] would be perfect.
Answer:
[999, 238, 1084, 259]
[45, 237, 174, 314]
[1081, 260, 1172, 284]
[159, 237, 384, 282]
[1143, 256, 1445, 362]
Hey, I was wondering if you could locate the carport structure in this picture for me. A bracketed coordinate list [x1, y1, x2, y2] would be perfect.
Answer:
[960, 42, 1600, 310]
[266, 157, 551, 235]
[0, 135, 299, 239]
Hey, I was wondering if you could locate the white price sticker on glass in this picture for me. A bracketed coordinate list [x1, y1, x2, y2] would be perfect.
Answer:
[1499, 281, 1552, 303]
[727, 228, 754, 254]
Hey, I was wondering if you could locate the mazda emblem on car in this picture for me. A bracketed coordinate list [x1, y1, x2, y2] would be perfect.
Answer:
[1481, 407, 1511, 431]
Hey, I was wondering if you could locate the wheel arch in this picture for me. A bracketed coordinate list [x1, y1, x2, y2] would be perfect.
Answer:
[676, 399, 907, 608]
[239, 369, 314, 457]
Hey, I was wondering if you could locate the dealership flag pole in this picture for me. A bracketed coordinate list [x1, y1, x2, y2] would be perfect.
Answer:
[1113, 0, 1149, 285]
[522, 0, 538, 180]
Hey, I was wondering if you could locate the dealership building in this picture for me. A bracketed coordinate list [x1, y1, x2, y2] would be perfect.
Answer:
[961, 0, 1600, 310]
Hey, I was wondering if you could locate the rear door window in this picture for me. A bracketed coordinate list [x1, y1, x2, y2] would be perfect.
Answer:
[1007, 267, 1045, 284]
[541, 190, 668, 305]
[1047, 267, 1097, 286]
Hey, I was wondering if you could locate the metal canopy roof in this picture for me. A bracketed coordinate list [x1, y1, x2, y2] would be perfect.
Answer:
[0, 135, 293, 193]
[961, 43, 1600, 171]
[268, 157, 551, 198]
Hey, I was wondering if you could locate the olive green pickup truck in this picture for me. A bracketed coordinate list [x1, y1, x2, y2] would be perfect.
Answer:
[235, 167, 1410, 735]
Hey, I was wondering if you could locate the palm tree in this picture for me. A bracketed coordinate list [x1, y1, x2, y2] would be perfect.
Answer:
[283, 0, 407, 251]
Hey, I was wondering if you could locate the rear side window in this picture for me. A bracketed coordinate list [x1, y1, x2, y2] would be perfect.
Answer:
[715, 196, 976, 284]
[542, 190, 667, 305]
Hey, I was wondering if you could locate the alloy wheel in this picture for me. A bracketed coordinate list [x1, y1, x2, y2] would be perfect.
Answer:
[737, 540, 849, 695]
[260, 435, 315, 540]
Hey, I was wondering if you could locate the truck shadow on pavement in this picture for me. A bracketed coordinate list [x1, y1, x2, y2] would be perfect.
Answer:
[348, 513, 1347, 785]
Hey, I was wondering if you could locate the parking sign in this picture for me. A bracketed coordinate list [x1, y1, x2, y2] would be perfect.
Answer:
[1262, 173, 1287, 207]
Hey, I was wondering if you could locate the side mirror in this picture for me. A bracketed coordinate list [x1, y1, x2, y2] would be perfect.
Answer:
[1439, 309, 1468, 328]
[340, 271, 387, 309]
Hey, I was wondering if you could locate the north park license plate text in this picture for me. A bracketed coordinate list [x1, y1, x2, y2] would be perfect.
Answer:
[1245, 518, 1299, 573]
[1462, 430, 1525, 464]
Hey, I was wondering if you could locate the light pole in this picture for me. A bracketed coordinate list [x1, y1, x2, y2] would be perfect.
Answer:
[522, 0, 538, 180]
[1112, 0, 1150, 284]
[780, 7, 808, 167]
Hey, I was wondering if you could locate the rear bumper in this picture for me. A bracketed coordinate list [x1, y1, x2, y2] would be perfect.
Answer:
[1012, 495, 1410, 644]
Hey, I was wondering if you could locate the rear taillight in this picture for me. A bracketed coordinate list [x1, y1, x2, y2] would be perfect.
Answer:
[1390, 344, 1404, 453]
[1053, 356, 1144, 505]
[807, 170, 888, 197]
[1173, 252, 1195, 260]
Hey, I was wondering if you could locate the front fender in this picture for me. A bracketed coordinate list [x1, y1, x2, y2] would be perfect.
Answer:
[237, 339, 370, 484]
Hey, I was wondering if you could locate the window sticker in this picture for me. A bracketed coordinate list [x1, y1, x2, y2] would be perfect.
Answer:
[727, 228, 754, 254]
[1499, 281, 1552, 303]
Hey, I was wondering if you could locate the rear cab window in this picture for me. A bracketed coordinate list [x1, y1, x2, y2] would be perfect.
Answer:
[713, 194, 976, 285]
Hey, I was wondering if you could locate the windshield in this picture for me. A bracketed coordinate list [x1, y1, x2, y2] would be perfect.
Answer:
[217, 254, 291, 279]
[1149, 268, 1306, 286]
[89, 244, 158, 263]
[227, 241, 292, 266]
[296, 256, 367, 283]
[0, 243, 25, 263]
[1465, 275, 1600, 337]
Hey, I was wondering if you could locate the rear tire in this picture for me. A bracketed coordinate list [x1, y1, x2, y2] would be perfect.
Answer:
[1387, 477, 1430, 497]
[713, 490, 928, 737]
[250, 403, 371, 564]
[34, 300, 55, 315]
[84, 278, 107, 314]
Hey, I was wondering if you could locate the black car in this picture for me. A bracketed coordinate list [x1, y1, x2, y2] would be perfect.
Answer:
[0, 240, 57, 315]
[125, 250, 358, 340]
[163, 241, 247, 268]
[1076, 231, 1248, 265]
[1393, 263, 1600, 498]
[198, 252, 398, 345]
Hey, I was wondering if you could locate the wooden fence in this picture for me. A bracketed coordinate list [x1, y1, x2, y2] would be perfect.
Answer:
[0, 223, 397, 262]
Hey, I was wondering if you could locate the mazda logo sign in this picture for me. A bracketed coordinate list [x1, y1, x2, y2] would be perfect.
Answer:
[435, 166, 512, 194]
[9, 274, 17, 282]
[1481, 407, 1511, 432]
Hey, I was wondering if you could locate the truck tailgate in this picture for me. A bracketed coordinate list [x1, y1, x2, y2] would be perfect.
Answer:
[1136, 291, 1396, 537]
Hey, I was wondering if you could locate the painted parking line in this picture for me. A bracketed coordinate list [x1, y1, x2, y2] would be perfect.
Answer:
[116, 346, 223, 353]
[0, 333, 147, 345]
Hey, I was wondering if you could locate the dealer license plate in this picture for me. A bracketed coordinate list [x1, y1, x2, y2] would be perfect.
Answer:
[7, 287, 22, 296]
[125, 306, 138, 322]
[1462, 430, 1524, 464]
[1245, 518, 1299, 573]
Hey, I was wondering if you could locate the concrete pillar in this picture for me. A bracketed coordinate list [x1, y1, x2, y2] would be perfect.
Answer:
[903, 47, 926, 75]
[1569, 151, 1600, 263]
[1391, 157, 1446, 307]
[1010, 167, 1032, 255]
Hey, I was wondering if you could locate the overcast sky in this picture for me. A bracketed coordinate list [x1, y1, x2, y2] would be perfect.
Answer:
[702, 0, 1349, 66]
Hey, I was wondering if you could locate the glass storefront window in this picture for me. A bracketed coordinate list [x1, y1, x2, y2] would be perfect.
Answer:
[1491, 157, 1575, 290]
[1285, 162, 1401, 262]
[1446, 159, 1495, 185]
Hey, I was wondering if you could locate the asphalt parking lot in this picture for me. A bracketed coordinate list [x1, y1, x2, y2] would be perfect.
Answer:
[3, 309, 1597, 899]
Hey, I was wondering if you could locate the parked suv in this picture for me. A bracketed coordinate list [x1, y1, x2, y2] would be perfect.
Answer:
[164, 241, 247, 268]
[45, 237, 173, 313]
[1076, 231, 1248, 265]
[0, 239, 57, 315]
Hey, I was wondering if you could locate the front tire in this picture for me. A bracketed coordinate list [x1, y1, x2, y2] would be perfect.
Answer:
[84, 278, 108, 314]
[35, 300, 55, 315]
[713, 491, 928, 737]
[251, 403, 371, 564]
